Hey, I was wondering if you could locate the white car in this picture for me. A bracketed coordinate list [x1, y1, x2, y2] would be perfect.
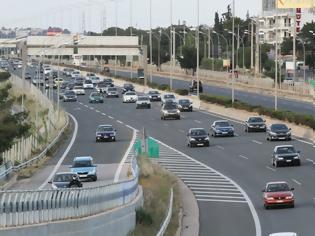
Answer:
[106, 87, 119, 98]
[136, 96, 151, 109]
[269, 233, 297, 236]
[83, 79, 94, 89]
[44, 67, 51, 75]
[72, 86, 85, 95]
[90, 76, 102, 84]
[71, 71, 80, 79]
[53, 78, 64, 86]
[123, 91, 137, 103]
[161, 93, 176, 104]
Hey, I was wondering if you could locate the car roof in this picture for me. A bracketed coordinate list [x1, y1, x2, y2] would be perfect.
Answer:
[189, 128, 205, 132]
[274, 145, 294, 149]
[74, 156, 93, 161]
[213, 120, 229, 123]
[125, 91, 136, 94]
[266, 181, 288, 186]
[248, 116, 263, 119]
[98, 124, 113, 128]
[54, 172, 76, 176]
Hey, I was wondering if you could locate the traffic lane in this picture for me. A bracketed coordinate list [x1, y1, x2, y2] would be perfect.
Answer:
[81, 95, 315, 235]
[61, 97, 132, 165]
[115, 70, 315, 116]
[76, 96, 256, 236]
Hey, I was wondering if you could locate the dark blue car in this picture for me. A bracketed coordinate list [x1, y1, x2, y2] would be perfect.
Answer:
[96, 124, 116, 142]
[211, 120, 234, 137]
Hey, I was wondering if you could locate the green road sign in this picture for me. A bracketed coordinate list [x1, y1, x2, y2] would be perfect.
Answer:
[309, 80, 315, 88]
[147, 137, 159, 158]
[134, 139, 142, 155]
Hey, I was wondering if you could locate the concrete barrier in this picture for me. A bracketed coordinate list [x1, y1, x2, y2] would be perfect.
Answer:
[0, 187, 143, 236]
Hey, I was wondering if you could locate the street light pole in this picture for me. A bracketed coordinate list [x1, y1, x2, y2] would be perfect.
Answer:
[130, 0, 133, 79]
[231, 0, 235, 104]
[170, 0, 174, 90]
[275, 0, 279, 111]
[196, 0, 200, 101]
[149, 0, 153, 83]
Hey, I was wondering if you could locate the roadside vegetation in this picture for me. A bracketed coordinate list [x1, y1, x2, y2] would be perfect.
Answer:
[128, 155, 180, 236]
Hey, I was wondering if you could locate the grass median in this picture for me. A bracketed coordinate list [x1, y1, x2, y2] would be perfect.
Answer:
[128, 155, 180, 236]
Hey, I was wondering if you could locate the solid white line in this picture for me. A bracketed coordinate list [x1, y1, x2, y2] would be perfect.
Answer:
[216, 145, 225, 150]
[84, 104, 88, 108]
[151, 137, 262, 236]
[160, 163, 202, 167]
[39, 113, 78, 190]
[178, 129, 185, 133]
[190, 186, 239, 191]
[265, 166, 276, 172]
[306, 158, 315, 164]
[181, 177, 226, 181]
[239, 155, 249, 160]
[184, 180, 231, 184]
[291, 178, 302, 186]
[193, 191, 243, 195]
[102, 113, 106, 115]
[194, 120, 202, 124]
[114, 128, 137, 182]
[95, 110, 100, 113]
[108, 116, 114, 119]
[195, 194, 245, 199]
[177, 173, 221, 177]
[252, 140, 263, 145]
[116, 120, 124, 124]
[89, 107, 94, 110]
[196, 198, 247, 203]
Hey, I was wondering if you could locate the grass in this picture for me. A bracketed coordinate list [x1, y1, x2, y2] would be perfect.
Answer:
[128, 156, 180, 236]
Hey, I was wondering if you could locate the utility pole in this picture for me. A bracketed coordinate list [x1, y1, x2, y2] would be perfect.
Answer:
[293, 8, 296, 83]
[255, 18, 260, 78]
[237, 24, 239, 69]
[251, 21, 254, 70]
[275, 1, 279, 111]
[170, 0, 173, 90]
[149, 0, 153, 83]
[142, 45, 148, 93]
[231, 0, 235, 104]
[196, 0, 200, 101]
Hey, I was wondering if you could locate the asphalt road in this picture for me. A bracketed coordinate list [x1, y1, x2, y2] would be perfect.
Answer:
[8, 66, 132, 190]
[68, 76, 315, 236]
[10, 65, 315, 235]
[114, 70, 315, 117]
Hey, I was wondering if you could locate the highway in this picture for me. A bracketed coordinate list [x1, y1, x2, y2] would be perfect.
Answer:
[10, 66, 315, 235]
[114, 70, 315, 117]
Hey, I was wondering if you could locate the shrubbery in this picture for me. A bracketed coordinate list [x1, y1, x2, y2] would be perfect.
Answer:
[0, 72, 11, 82]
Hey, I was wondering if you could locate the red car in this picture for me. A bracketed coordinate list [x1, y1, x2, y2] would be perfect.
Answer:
[262, 181, 294, 209]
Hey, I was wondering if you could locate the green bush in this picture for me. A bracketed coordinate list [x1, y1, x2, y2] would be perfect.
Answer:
[0, 72, 10, 82]
[175, 89, 189, 96]
[158, 84, 170, 91]
[200, 93, 315, 130]
[136, 208, 153, 226]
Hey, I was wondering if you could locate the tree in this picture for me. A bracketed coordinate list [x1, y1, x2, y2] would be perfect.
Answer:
[178, 46, 198, 75]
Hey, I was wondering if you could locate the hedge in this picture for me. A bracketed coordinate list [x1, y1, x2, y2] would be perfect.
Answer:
[200, 94, 315, 130]
[0, 72, 11, 82]
[175, 89, 189, 96]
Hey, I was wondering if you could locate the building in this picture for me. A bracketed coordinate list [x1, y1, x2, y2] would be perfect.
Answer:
[259, 0, 294, 44]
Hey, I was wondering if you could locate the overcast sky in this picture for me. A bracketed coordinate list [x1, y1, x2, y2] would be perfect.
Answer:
[0, 0, 313, 33]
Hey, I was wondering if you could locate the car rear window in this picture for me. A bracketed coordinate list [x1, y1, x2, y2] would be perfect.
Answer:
[249, 117, 263, 122]
[73, 160, 92, 168]
[98, 126, 114, 132]
[191, 129, 206, 136]
[276, 146, 296, 154]
[53, 174, 74, 182]
[266, 183, 290, 192]
[215, 122, 230, 127]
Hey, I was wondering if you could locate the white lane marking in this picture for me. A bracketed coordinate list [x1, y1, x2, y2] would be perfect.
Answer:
[239, 155, 249, 160]
[196, 198, 247, 203]
[216, 145, 225, 150]
[74, 107, 81, 111]
[265, 166, 276, 172]
[108, 116, 114, 119]
[78, 102, 83, 105]
[234, 133, 239, 137]
[183, 180, 232, 184]
[190, 186, 239, 191]
[291, 178, 302, 186]
[102, 113, 106, 115]
[95, 110, 100, 113]
[150, 138, 262, 236]
[126, 125, 139, 132]
[84, 104, 88, 108]
[178, 129, 185, 133]
[116, 120, 124, 124]
[113, 128, 137, 182]
[193, 191, 243, 195]
[163, 123, 169, 126]
[195, 194, 245, 199]
[194, 119, 202, 124]
[252, 140, 263, 145]
[39, 113, 78, 190]
[306, 159, 315, 165]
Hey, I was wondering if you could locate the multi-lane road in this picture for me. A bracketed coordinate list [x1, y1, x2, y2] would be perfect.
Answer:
[115, 69, 315, 117]
[10, 65, 315, 235]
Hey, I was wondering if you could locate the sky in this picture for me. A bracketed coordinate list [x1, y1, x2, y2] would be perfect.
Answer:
[0, 0, 262, 33]
[0, 0, 313, 34]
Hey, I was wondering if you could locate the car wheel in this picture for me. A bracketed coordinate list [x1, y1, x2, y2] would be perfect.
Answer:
[264, 204, 270, 210]
[205, 142, 210, 147]
[92, 176, 97, 181]
[287, 137, 292, 141]
[148, 105, 151, 109]
[247, 127, 251, 133]
[266, 136, 269, 141]
[96, 139, 99, 143]
[113, 137, 116, 142]
[274, 161, 279, 168]
[296, 161, 301, 166]
[187, 142, 190, 147]
[178, 116, 181, 120]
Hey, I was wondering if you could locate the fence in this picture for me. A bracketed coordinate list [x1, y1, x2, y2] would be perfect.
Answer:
[0, 176, 139, 228]
[0, 74, 67, 180]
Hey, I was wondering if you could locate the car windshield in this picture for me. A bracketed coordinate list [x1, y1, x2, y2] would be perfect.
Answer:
[126, 92, 136, 96]
[98, 83, 107, 87]
[65, 91, 76, 95]
[249, 117, 264, 123]
[164, 103, 177, 110]
[276, 146, 296, 154]
[191, 129, 207, 136]
[149, 91, 159, 95]
[53, 174, 74, 182]
[91, 93, 102, 97]
[74, 86, 83, 89]
[85, 80, 92, 84]
[108, 88, 117, 91]
[164, 94, 175, 99]
[73, 160, 92, 168]
[215, 121, 230, 127]
[271, 124, 288, 131]
[97, 126, 114, 132]
[138, 97, 149, 101]
[266, 183, 290, 192]
[179, 99, 190, 104]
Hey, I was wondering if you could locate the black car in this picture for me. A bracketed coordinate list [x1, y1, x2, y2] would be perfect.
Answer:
[267, 123, 292, 141]
[63, 90, 77, 102]
[60, 82, 69, 89]
[25, 72, 31, 80]
[103, 78, 114, 87]
[49, 172, 82, 189]
[245, 116, 266, 132]
[122, 83, 135, 94]
[271, 145, 301, 167]
[95, 125, 116, 142]
[178, 99, 193, 112]
[189, 80, 203, 93]
[52, 70, 58, 79]
[211, 120, 234, 137]
[161, 101, 180, 120]
[147, 90, 161, 101]
[187, 128, 210, 147]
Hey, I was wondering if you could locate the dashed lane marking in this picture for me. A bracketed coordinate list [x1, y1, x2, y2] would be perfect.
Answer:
[239, 155, 249, 160]
[252, 140, 263, 145]
[108, 116, 114, 119]
[117, 120, 124, 124]
[194, 120, 202, 124]
[265, 166, 276, 172]
[216, 145, 225, 150]
[291, 178, 302, 186]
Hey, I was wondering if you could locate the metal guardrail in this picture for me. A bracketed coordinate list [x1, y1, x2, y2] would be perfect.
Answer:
[156, 188, 174, 236]
[0, 176, 138, 228]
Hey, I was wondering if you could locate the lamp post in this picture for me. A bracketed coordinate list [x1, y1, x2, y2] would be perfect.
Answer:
[213, 31, 229, 59]
[200, 31, 214, 71]
[149, 0, 153, 83]
[196, 0, 200, 101]
[231, 0, 235, 104]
